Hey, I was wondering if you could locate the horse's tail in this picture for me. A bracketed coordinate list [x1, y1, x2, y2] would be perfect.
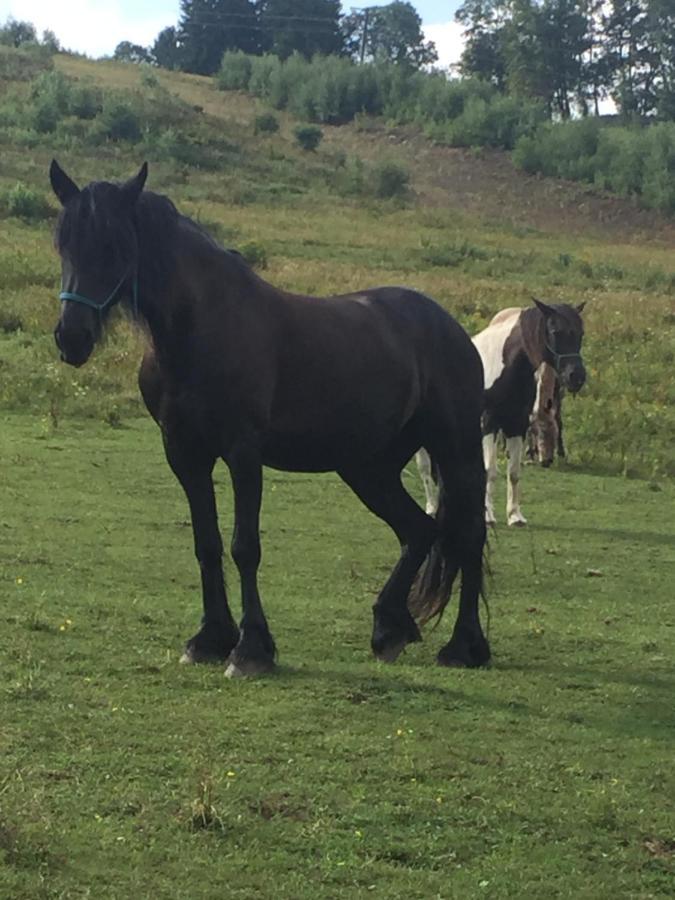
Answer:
[408, 451, 487, 626]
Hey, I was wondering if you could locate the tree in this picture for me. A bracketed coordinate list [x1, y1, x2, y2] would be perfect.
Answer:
[456, 0, 509, 88]
[259, 0, 343, 59]
[344, 1, 437, 68]
[152, 26, 182, 69]
[113, 41, 152, 64]
[178, 0, 260, 75]
[0, 17, 38, 47]
[41, 29, 61, 53]
[601, 0, 658, 118]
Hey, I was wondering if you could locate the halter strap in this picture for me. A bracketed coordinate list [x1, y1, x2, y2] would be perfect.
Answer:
[59, 271, 139, 317]
[545, 343, 582, 370]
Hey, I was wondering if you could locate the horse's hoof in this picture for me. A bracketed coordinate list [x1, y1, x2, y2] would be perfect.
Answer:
[180, 647, 231, 665]
[507, 515, 527, 527]
[374, 639, 408, 664]
[437, 638, 491, 669]
[225, 657, 276, 679]
[437, 656, 467, 669]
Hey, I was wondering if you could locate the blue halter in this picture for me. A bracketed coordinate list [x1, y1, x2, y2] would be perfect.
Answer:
[59, 271, 138, 317]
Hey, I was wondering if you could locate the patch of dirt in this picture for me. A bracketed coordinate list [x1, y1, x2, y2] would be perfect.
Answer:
[324, 123, 675, 244]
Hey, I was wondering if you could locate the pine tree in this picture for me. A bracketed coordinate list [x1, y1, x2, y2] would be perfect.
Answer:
[178, 0, 260, 75]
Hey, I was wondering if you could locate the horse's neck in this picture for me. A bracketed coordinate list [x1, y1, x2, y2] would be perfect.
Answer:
[138, 225, 260, 356]
[519, 308, 546, 370]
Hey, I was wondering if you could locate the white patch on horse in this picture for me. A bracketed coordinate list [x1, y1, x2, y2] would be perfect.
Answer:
[483, 434, 498, 525]
[415, 448, 438, 515]
[505, 436, 527, 526]
[472, 308, 521, 390]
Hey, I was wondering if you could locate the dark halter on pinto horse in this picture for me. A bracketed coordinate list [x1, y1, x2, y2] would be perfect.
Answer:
[50, 160, 491, 676]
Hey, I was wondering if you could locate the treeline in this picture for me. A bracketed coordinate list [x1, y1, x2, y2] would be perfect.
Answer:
[117, 1, 435, 76]
[458, 0, 675, 121]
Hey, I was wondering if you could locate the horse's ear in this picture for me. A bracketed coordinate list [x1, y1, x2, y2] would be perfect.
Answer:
[532, 297, 556, 318]
[120, 162, 148, 207]
[576, 301, 586, 314]
[50, 159, 80, 206]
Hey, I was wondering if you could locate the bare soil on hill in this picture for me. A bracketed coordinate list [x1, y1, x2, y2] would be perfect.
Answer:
[323, 124, 675, 244]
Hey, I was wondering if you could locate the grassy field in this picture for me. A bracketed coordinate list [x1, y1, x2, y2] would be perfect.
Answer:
[1, 49, 674, 898]
[1, 413, 674, 898]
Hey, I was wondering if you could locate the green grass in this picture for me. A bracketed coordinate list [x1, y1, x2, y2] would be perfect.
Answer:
[0, 413, 674, 898]
[1, 49, 674, 896]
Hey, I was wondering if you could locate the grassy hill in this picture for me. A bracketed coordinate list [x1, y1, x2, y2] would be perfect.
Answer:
[1, 49, 674, 900]
[1, 50, 673, 478]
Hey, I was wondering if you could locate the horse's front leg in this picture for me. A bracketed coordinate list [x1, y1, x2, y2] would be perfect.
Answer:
[163, 435, 240, 664]
[505, 435, 527, 526]
[225, 443, 276, 678]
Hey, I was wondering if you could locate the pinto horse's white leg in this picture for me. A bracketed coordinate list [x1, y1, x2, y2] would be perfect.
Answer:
[415, 448, 438, 515]
[483, 434, 498, 526]
[505, 436, 527, 526]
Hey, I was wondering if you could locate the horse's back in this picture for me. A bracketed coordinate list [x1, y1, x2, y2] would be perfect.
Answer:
[472, 307, 522, 391]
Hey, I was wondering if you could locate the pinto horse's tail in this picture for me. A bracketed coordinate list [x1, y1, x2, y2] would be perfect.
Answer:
[407, 452, 487, 627]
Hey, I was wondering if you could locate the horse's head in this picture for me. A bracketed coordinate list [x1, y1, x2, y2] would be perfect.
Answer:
[533, 298, 586, 394]
[50, 160, 147, 367]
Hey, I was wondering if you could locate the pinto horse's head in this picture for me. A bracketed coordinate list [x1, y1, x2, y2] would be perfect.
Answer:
[533, 298, 586, 394]
[50, 160, 147, 367]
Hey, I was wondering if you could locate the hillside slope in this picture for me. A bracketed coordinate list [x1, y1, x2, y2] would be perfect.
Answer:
[57, 55, 675, 244]
[1, 52, 674, 478]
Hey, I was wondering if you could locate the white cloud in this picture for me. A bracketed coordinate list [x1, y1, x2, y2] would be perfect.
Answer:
[0, 0, 171, 57]
[423, 20, 465, 72]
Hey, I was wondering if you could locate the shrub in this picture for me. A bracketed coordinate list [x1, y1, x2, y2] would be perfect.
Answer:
[3, 182, 51, 220]
[642, 123, 675, 214]
[446, 95, 543, 150]
[239, 240, 268, 268]
[254, 112, 279, 135]
[30, 97, 59, 132]
[373, 160, 409, 199]
[294, 124, 322, 151]
[100, 98, 142, 142]
[140, 66, 159, 89]
[69, 84, 101, 119]
[218, 50, 253, 91]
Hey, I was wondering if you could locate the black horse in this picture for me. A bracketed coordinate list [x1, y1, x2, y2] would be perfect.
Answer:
[50, 160, 489, 675]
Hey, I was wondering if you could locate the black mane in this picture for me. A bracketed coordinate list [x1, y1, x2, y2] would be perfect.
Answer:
[55, 183, 251, 309]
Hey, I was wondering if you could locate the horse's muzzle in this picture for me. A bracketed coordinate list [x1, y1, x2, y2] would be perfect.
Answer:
[54, 323, 94, 368]
[563, 365, 586, 395]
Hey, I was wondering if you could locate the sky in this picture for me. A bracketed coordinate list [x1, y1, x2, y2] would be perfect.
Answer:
[0, 1, 466, 68]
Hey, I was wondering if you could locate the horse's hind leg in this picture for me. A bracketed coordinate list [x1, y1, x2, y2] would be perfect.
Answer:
[339, 464, 435, 663]
[505, 435, 527, 526]
[483, 433, 498, 526]
[432, 452, 490, 668]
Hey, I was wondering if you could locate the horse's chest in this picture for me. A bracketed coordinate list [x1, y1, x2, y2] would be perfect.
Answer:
[483, 355, 536, 437]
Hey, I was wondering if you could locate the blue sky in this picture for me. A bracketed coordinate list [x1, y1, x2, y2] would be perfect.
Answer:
[0, 1, 465, 66]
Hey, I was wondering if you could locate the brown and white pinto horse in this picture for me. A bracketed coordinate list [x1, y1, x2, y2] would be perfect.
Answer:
[417, 300, 585, 526]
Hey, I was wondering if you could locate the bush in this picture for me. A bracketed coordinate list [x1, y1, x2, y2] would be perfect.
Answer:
[254, 112, 279, 135]
[100, 97, 142, 142]
[373, 160, 409, 199]
[3, 182, 51, 220]
[642, 123, 675, 214]
[446, 95, 544, 150]
[69, 84, 101, 119]
[218, 50, 253, 91]
[294, 123, 322, 151]
[239, 240, 268, 268]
